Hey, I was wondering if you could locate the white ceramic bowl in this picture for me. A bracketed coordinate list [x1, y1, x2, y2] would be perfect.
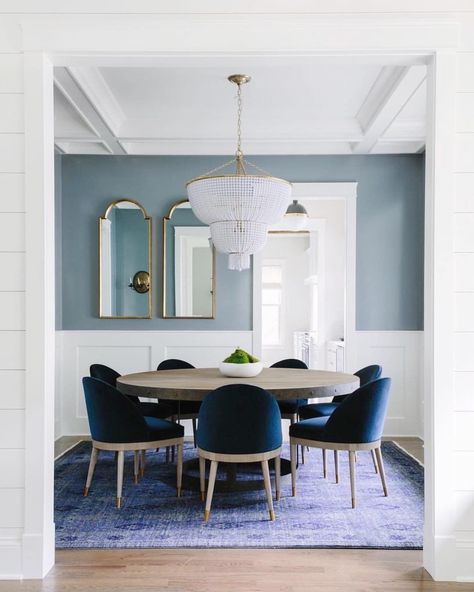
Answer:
[219, 361, 263, 378]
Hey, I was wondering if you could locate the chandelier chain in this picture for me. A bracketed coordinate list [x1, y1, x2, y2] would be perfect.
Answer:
[237, 82, 242, 156]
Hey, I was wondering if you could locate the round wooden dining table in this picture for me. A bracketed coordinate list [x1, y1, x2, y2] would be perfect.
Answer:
[116, 367, 359, 402]
[116, 367, 359, 491]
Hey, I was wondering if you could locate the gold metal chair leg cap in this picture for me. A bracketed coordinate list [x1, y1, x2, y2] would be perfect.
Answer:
[116, 497, 123, 509]
[83, 487, 89, 497]
[176, 487, 181, 497]
[200, 492, 205, 502]
[204, 510, 210, 522]
[292, 486, 296, 497]
[276, 491, 281, 502]
[269, 510, 276, 521]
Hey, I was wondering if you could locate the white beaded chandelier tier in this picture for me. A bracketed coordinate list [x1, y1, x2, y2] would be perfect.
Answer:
[186, 74, 292, 271]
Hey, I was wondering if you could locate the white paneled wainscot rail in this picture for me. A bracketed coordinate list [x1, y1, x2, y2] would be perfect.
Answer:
[56, 330, 423, 439]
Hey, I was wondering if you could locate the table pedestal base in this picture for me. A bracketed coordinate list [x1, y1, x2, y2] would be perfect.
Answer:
[181, 457, 293, 493]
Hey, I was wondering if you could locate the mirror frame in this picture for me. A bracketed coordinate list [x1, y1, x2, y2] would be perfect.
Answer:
[99, 198, 152, 319]
[162, 199, 216, 319]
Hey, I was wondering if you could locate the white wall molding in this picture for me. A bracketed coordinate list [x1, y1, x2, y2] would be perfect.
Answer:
[352, 331, 423, 437]
[57, 330, 253, 436]
[56, 329, 422, 438]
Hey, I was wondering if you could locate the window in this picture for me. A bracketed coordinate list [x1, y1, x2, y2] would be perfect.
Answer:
[262, 261, 284, 346]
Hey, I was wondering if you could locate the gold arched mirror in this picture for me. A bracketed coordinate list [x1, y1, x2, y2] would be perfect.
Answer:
[162, 200, 215, 318]
[99, 199, 152, 319]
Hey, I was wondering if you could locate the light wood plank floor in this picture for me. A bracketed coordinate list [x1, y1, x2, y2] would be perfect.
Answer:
[2, 549, 474, 591]
[23, 436, 446, 592]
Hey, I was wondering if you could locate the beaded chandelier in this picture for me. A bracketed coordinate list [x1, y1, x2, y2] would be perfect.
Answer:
[186, 74, 292, 271]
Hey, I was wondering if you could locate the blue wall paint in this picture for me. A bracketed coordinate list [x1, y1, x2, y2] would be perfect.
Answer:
[59, 154, 424, 331]
[55, 154, 62, 330]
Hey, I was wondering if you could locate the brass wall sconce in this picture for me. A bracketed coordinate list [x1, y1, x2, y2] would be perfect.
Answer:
[129, 271, 150, 294]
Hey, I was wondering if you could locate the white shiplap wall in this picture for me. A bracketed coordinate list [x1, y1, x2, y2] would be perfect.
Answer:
[0, 28, 25, 579]
[453, 49, 474, 580]
[0, 2, 473, 583]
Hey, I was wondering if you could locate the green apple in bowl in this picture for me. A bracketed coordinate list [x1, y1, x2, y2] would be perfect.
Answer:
[219, 348, 263, 377]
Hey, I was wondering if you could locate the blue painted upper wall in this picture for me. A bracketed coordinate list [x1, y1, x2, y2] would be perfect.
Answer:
[58, 154, 424, 331]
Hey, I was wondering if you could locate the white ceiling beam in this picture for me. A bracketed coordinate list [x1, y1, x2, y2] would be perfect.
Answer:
[120, 139, 356, 155]
[68, 66, 126, 136]
[54, 67, 126, 155]
[352, 65, 426, 154]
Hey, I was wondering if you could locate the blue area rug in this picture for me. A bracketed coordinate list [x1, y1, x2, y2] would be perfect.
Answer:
[55, 441, 423, 549]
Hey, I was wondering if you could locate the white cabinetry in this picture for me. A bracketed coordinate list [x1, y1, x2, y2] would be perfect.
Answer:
[327, 340, 345, 372]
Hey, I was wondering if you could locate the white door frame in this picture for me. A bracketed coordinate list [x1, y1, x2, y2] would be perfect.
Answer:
[20, 15, 457, 580]
[253, 183, 357, 370]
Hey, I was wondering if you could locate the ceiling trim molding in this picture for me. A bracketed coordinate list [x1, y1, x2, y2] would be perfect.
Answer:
[352, 65, 427, 154]
[68, 66, 126, 136]
[54, 67, 127, 155]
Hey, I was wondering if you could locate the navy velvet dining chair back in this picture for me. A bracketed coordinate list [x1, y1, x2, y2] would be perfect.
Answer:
[332, 363, 382, 403]
[157, 359, 195, 371]
[90, 363, 121, 387]
[83, 377, 148, 443]
[324, 377, 391, 444]
[197, 384, 282, 455]
[270, 358, 308, 370]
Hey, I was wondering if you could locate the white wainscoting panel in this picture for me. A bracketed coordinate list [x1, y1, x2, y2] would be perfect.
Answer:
[350, 331, 423, 437]
[57, 330, 253, 436]
[57, 329, 422, 438]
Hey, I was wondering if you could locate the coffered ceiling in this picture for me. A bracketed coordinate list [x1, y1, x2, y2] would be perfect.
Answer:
[54, 61, 426, 156]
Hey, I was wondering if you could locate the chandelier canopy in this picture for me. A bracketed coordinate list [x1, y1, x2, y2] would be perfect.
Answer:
[186, 74, 292, 271]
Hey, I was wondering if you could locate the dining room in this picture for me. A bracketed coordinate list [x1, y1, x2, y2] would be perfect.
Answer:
[51, 58, 425, 554]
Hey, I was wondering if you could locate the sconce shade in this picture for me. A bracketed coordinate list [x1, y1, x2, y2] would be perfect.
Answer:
[281, 200, 309, 231]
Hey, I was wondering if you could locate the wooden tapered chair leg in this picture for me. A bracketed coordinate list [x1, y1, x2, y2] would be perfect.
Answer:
[133, 451, 140, 484]
[349, 450, 356, 509]
[204, 460, 218, 522]
[375, 447, 388, 496]
[334, 449, 339, 484]
[199, 456, 206, 502]
[371, 449, 379, 474]
[274, 455, 281, 501]
[261, 460, 275, 521]
[322, 448, 327, 478]
[176, 443, 183, 497]
[290, 442, 297, 496]
[116, 450, 125, 508]
[84, 446, 98, 496]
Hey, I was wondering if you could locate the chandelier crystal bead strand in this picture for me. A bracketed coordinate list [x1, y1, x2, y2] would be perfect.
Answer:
[186, 74, 292, 271]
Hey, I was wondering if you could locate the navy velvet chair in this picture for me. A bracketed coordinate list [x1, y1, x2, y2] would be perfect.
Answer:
[270, 359, 309, 420]
[298, 364, 383, 477]
[197, 384, 282, 522]
[90, 363, 173, 419]
[82, 377, 184, 508]
[299, 364, 382, 420]
[289, 377, 391, 508]
[157, 359, 201, 447]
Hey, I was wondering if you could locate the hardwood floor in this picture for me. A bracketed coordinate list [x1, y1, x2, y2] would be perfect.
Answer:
[27, 436, 453, 591]
[2, 549, 474, 591]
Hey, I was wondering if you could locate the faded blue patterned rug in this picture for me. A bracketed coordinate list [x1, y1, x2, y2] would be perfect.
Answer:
[55, 441, 423, 549]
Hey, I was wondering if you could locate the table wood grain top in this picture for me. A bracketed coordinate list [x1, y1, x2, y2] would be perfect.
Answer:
[116, 367, 359, 401]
